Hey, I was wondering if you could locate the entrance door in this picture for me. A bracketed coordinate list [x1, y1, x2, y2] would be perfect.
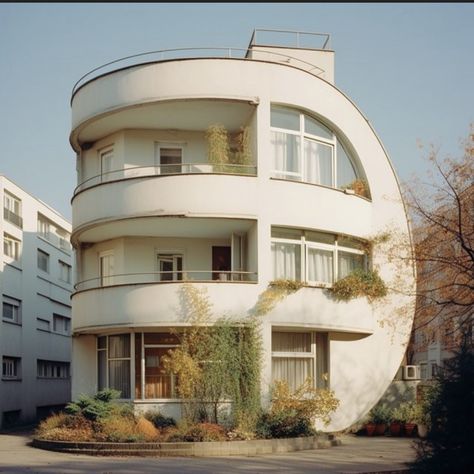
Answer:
[212, 246, 231, 281]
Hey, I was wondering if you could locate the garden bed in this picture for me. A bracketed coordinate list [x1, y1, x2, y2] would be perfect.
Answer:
[32, 434, 341, 457]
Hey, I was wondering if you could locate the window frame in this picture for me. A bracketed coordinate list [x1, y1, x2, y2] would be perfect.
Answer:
[154, 142, 184, 175]
[37, 359, 70, 379]
[2, 356, 21, 380]
[52, 314, 70, 335]
[156, 250, 184, 282]
[3, 233, 21, 261]
[37, 248, 50, 273]
[2, 296, 21, 324]
[58, 260, 72, 284]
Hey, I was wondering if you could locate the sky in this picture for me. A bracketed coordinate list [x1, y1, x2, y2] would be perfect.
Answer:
[1, 3, 473, 220]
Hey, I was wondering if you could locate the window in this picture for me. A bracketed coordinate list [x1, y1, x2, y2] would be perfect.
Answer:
[37, 360, 70, 378]
[97, 334, 131, 398]
[157, 253, 183, 281]
[2, 296, 21, 324]
[53, 314, 70, 335]
[37, 249, 49, 272]
[135, 333, 180, 399]
[2, 356, 21, 380]
[58, 261, 71, 283]
[155, 143, 182, 174]
[270, 105, 365, 191]
[271, 332, 328, 392]
[3, 191, 22, 228]
[37, 318, 50, 331]
[100, 147, 114, 181]
[57, 230, 71, 252]
[99, 251, 114, 286]
[37, 214, 51, 240]
[3, 233, 20, 261]
[271, 227, 366, 286]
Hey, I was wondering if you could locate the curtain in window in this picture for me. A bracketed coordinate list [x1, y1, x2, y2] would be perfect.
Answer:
[304, 139, 332, 186]
[108, 334, 130, 358]
[338, 251, 365, 279]
[108, 360, 130, 398]
[336, 140, 358, 188]
[272, 242, 301, 280]
[272, 358, 312, 392]
[307, 247, 333, 284]
[271, 132, 300, 177]
[272, 332, 311, 352]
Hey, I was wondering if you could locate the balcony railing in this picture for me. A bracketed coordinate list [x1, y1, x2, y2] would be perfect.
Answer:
[74, 270, 258, 292]
[74, 163, 257, 195]
[3, 208, 23, 229]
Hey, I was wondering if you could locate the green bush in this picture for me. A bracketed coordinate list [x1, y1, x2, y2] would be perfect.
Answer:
[65, 388, 122, 421]
[331, 269, 387, 302]
[369, 404, 392, 424]
[256, 411, 315, 439]
[165, 422, 226, 442]
[143, 410, 177, 429]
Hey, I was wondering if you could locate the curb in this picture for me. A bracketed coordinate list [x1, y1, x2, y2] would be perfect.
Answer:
[32, 434, 341, 457]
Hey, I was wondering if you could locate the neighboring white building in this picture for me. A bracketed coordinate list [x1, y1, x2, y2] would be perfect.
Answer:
[70, 30, 416, 431]
[0, 175, 73, 429]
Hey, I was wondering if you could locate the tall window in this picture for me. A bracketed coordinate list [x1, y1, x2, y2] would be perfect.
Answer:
[271, 332, 328, 392]
[157, 253, 183, 281]
[3, 191, 22, 228]
[37, 249, 49, 273]
[270, 106, 363, 190]
[100, 148, 114, 181]
[2, 356, 21, 380]
[155, 143, 183, 174]
[37, 214, 51, 240]
[99, 251, 114, 286]
[97, 334, 131, 398]
[3, 233, 21, 261]
[2, 296, 21, 324]
[271, 227, 366, 286]
[135, 333, 180, 399]
[58, 261, 72, 283]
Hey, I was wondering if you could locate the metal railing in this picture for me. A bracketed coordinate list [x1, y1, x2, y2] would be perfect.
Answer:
[71, 46, 326, 99]
[3, 208, 23, 229]
[74, 271, 258, 292]
[73, 162, 257, 195]
[248, 28, 331, 50]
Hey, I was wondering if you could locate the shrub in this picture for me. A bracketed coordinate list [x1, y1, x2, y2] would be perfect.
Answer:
[135, 417, 160, 441]
[36, 412, 68, 435]
[331, 269, 387, 302]
[95, 416, 143, 443]
[256, 410, 315, 439]
[65, 388, 122, 421]
[369, 404, 392, 424]
[143, 410, 177, 429]
[165, 423, 226, 442]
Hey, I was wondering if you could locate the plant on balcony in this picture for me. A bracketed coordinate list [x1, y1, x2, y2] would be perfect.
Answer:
[206, 124, 231, 172]
[231, 126, 253, 169]
[341, 178, 370, 198]
[252, 279, 304, 317]
[331, 269, 387, 302]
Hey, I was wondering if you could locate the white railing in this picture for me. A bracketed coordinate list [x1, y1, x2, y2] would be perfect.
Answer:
[74, 162, 257, 195]
[74, 271, 258, 292]
[71, 46, 326, 99]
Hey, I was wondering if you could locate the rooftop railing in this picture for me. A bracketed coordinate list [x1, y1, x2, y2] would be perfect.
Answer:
[71, 46, 326, 100]
[248, 28, 331, 50]
[73, 162, 257, 196]
[74, 271, 258, 292]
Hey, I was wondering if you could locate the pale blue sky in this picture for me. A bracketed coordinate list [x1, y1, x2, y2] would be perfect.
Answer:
[1, 3, 473, 220]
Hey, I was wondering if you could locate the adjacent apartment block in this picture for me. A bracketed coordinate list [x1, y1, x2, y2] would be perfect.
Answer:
[0, 175, 73, 428]
[69, 30, 416, 431]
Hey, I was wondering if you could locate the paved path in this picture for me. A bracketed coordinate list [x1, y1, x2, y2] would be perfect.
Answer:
[0, 430, 416, 474]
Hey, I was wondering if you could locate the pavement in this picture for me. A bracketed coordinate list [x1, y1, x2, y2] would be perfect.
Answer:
[0, 429, 416, 474]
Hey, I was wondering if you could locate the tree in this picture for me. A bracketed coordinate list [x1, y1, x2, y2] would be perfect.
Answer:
[408, 332, 474, 473]
[404, 126, 473, 356]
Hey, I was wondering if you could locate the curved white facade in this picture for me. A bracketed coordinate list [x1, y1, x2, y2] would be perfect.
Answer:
[70, 40, 415, 431]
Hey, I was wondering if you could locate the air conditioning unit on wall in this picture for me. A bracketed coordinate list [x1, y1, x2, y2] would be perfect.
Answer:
[403, 365, 421, 380]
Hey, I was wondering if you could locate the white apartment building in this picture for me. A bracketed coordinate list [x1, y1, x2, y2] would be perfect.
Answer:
[70, 30, 416, 431]
[0, 175, 73, 429]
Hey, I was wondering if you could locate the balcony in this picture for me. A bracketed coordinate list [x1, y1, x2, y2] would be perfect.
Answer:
[74, 162, 257, 196]
[3, 208, 23, 229]
[74, 270, 258, 292]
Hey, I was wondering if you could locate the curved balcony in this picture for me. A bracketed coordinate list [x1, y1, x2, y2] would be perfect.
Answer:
[74, 163, 257, 196]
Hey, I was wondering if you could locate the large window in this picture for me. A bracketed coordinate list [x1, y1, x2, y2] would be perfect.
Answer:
[53, 314, 70, 335]
[155, 144, 183, 174]
[37, 214, 51, 240]
[270, 106, 363, 191]
[157, 253, 183, 281]
[97, 334, 131, 398]
[2, 296, 21, 324]
[271, 227, 366, 286]
[58, 261, 72, 284]
[99, 251, 114, 286]
[271, 332, 328, 392]
[37, 360, 70, 379]
[3, 233, 21, 261]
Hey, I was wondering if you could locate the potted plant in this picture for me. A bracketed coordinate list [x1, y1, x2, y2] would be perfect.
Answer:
[369, 405, 391, 436]
[413, 400, 430, 438]
[402, 401, 418, 437]
[390, 406, 404, 436]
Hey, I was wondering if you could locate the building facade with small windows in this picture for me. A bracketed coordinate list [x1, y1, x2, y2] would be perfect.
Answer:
[69, 30, 416, 431]
[0, 175, 73, 428]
